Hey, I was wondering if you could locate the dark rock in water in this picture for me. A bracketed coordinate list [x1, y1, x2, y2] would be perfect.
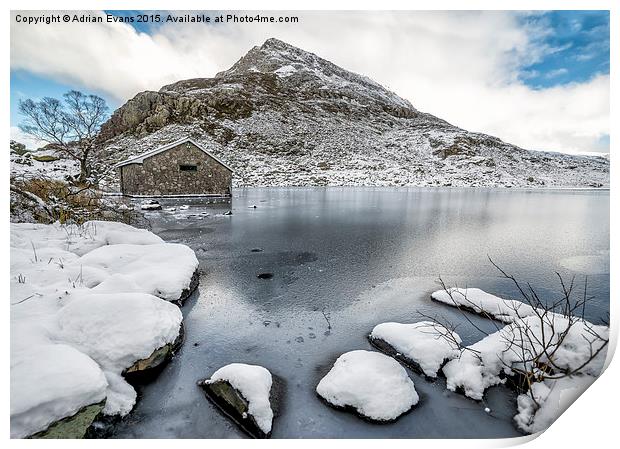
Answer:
[257, 272, 273, 279]
[123, 322, 185, 383]
[198, 371, 285, 439]
[173, 269, 200, 307]
[30, 400, 105, 439]
[198, 379, 272, 439]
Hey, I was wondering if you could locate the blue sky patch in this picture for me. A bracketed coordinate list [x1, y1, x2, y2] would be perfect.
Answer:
[518, 11, 609, 88]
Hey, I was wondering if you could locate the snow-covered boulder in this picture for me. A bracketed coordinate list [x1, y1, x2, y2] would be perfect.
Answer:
[316, 350, 419, 421]
[56, 292, 183, 415]
[431, 288, 536, 323]
[10, 221, 196, 438]
[78, 243, 198, 302]
[369, 321, 462, 378]
[199, 363, 274, 438]
[10, 344, 108, 439]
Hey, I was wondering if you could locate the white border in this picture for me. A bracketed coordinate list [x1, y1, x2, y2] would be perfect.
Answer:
[3, 1, 616, 448]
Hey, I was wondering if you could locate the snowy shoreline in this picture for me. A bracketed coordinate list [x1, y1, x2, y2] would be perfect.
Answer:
[430, 287, 609, 433]
[10, 221, 199, 438]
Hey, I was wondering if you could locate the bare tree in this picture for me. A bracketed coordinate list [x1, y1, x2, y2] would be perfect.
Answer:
[18, 90, 109, 184]
[428, 258, 609, 408]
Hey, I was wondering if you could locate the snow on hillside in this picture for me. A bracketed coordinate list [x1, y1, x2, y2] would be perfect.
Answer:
[95, 38, 609, 191]
[10, 221, 198, 438]
[10, 148, 80, 182]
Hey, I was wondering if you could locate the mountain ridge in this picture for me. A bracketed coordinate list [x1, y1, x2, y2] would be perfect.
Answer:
[96, 38, 609, 189]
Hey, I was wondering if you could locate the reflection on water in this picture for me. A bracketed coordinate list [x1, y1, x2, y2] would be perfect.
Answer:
[112, 187, 609, 438]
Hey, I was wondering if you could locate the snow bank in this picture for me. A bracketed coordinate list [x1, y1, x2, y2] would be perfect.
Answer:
[370, 321, 462, 377]
[316, 350, 419, 421]
[442, 326, 515, 400]
[78, 243, 198, 301]
[431, 288, 536, 323]
[11, 220, 163, 257]
[204, 363, 274, 434]
[10, 221, 195, 438]
[443, 314, 607, 400]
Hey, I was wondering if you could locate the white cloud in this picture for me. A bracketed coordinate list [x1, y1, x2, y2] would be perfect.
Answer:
[10, 126, 47, 150]
[10, 10, 609, 153]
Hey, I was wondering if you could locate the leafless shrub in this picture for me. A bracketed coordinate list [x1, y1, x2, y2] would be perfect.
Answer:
[430, 257, 609, 407]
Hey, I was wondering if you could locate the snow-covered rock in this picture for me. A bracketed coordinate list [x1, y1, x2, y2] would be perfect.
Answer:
[10, 221, 196, 438]
[79, 243, 198, 301]
[435, 292, 609, 434]
[56, 292, 183, 414]
[200, 363, 274, 438]
[140, 200, 162, 210]
[10, 344, 108, 439]
[316, 350, 419, 421]
[442, 326, 515, 400]
[431, 287, 537, 323]
[369, 321, 462, 377]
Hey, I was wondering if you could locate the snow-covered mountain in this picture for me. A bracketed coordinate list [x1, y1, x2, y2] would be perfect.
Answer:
[96, 38, 609, 189]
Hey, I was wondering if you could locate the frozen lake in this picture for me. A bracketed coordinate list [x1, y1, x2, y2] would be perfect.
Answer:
[111, 187, 609, 438]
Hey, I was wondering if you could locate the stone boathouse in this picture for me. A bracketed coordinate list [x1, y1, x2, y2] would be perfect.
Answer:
[116, 137, 233, 197]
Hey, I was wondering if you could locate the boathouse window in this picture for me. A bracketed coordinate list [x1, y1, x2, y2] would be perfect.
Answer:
[179, 164, 198, 172]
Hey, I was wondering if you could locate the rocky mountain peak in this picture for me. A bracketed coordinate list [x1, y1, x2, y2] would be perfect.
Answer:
[96, 38, 609, 191]
[214, 38, 416, 112]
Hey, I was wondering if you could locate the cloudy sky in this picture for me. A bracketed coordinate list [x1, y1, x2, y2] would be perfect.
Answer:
[10, 10, 609, 154]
